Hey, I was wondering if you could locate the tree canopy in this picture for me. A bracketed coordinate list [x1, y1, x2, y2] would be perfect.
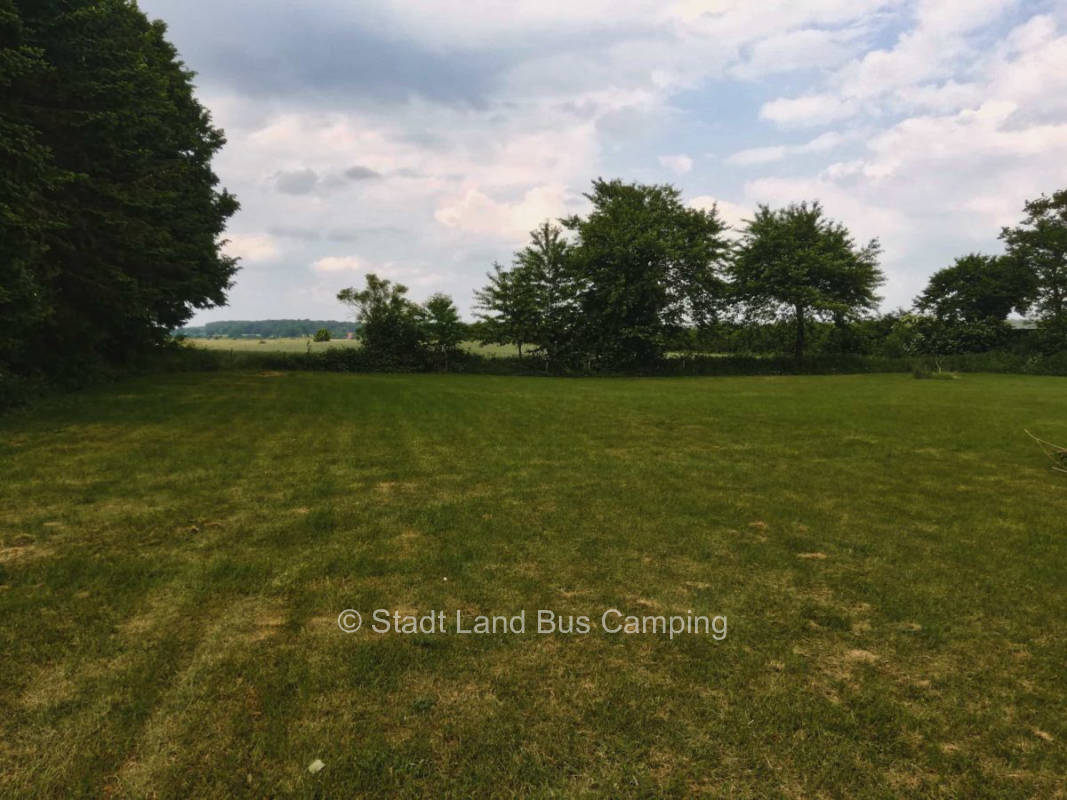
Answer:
[0, 0, 237, 382]
[1000, 189, 1067, 348]
[916, 254, 1034, 323]
[563, 179, 730, 367]
[474, 222, 578, 368]
[422, 293, 464, 370]
[730, 202, 883, 361]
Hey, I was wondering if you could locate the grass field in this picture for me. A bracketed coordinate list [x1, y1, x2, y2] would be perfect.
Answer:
[1, 372, 1065, 797]
[186, 337, 519, 357]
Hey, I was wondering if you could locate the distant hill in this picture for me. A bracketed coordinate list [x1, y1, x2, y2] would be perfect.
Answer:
[175, 319, 358, 339]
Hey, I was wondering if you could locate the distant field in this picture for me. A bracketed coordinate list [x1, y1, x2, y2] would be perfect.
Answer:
[2, 373, 1065, 797]
[186, 336, 519, 357]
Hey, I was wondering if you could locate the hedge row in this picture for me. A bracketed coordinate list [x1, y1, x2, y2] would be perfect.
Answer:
[156, 346, 1067, 378]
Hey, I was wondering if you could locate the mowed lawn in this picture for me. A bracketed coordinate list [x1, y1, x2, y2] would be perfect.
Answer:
[1, 372, 1065, 798]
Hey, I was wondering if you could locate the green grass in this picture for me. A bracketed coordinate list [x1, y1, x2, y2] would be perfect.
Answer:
[188, 335, 364, 352]
[1, 372, 1065, 798]
[187, 336, 519, 357]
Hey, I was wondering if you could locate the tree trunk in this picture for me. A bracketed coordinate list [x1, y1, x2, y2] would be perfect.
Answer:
[794, 305, 805, 363]
[1051, 267, 1064, 325]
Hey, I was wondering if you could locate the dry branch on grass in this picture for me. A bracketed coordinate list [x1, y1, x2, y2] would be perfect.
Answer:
[1026, 430, 1067, 473]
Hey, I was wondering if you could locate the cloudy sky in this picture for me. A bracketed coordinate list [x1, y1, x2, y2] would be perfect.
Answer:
[139, 0, 1067, 322]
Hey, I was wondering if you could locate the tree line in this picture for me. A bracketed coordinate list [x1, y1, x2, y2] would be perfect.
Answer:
[176, 320, 357, 339]
[340, 179, 1066, 370]
[4, 0, 1063, 392]
[1, 0, 236, 394]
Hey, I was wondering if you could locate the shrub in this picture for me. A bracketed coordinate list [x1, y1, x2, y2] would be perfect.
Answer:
[337, 275, 427, 368]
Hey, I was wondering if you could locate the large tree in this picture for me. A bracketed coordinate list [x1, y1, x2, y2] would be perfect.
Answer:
[475, 222, 580, 366]
[514, 221, 578, 369]
[916, 254, 1034, 323]
[563, 179, 729, 367]
[0, 0, 61, 373]
[730, 202, 883, 362]
[912, 253, 1034, 353]
[1, 0, 237, 381]
[1000, 189, 1067, 348]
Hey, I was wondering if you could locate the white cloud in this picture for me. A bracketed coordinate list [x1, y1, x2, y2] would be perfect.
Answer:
[987, 16, 1067, 116]
[915, 0, 1015, 37]
[866, 101, 1067, 173]
[374, 264, 450, 287]
[760, 93, 857, 126]
[759, 0, 1021, 127]
[312, 256, 368, 273]
[688, 195, 750, 230]
[726, 132, 845, 165]
[659, 154, 694, 174]
[729, 27, 865, 79]
[803, 131, 846, 151]
[666, 0, 901, 36]
[742, 91, 1067, 307]
[728, 6, 1067, 310]
[822, 159, 865, 180]
[892, 80, 983, 113]
[435, 184, 576, 240]
[143, 0, 1067, 321]
[725, 146, 787, 166]
[221, 234, 280, 263]
[311, 257, 446, 291]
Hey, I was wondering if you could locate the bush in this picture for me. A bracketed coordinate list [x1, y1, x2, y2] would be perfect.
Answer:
[337, 275, 427, 369]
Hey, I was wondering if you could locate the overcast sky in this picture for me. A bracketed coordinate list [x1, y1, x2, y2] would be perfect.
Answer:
[138, 0, 1067, 322]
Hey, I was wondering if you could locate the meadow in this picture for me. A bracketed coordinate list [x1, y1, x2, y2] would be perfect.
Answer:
[187, 337, 519, 357]
[1, 371, 1065, 798]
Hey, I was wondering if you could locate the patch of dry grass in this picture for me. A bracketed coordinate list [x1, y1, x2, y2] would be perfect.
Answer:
[1, 372, 1065, 797]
